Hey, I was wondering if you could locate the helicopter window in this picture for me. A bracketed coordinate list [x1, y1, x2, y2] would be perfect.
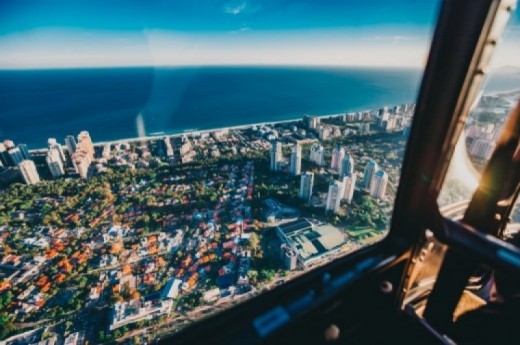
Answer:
[3, 1, 520, 344]
[437, 10, 520, 220]
[408, 8, 519, 322]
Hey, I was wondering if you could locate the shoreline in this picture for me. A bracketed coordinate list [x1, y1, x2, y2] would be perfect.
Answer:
[27, 111, 355, 153]
[26, 88, 520, 153]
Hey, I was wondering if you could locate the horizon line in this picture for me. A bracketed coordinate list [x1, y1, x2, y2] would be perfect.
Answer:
[1, 63, 518, 72]
[0, 63, 428, 71]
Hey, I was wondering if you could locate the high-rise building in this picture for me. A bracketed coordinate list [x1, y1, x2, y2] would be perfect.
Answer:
[342, 174, 357, 204]
[65, 135, 78, 157]
[326, 180, 345, 214]
[163, 138, 174, 157]
[72, 151, 91, 179]
[19, 159, 40, 185]
[340, 153, 354, 178]
[65, 135, 79, 172]
[304, 115, 320, 130]
[17, 144, 32, 160]
[330, 146, 345, 171]
[387, 116, 396, 131]
[3, 140, 15, 150]
[77, 131, 95, 161]
[470, 139, 495, 160]
[102, 144, 112, 159]
[363, 159, 379, 190]
[270, 141, 283, 171]
[48, 138, 67, 163]
[180, 136, 192, 155]
[7, 148, 24, 166]
[319, 126, 331, 140]
[46, 148, 65, 178]
[0, 143, 10, 167]
[370, 169, 388, 200]
[299, 172, 314, 201]
[289, 144, 302, 176]
[309, 143, 325, 166]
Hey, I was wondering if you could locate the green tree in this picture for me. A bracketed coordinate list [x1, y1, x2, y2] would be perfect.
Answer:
[249, 233, 261, 255]
[0, 313, 14, 340]
[247, 269, 259, 284]
[113, 329, 122, 339]
[0, 291, 12, 310]
[259, 269, 275, 283]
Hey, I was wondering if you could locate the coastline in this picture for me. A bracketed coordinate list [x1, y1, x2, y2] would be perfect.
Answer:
[27, 111, 352, 153]
[26, 87, 520, 154]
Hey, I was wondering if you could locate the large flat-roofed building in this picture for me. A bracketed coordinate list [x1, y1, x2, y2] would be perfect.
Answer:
[276, 218, 345, 268]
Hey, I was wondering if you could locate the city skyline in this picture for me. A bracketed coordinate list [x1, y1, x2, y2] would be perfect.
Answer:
[2, 0, 517, 69]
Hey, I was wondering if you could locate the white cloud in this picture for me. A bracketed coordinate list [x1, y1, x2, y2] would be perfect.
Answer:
[2, 27, 517, 69]
[224, 1, 247, 15]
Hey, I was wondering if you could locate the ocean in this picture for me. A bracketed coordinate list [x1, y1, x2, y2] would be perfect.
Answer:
[0, 66, 518, 149]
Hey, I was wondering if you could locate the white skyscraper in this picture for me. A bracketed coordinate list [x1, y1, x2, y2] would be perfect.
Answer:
[270, 141, 283, 171]
[363, 159, 379, 190]
[299, 172, 314, 201]
[289, 144, 302, 176]
[340, 153, 354, 178]
[3, 140, 15, 149]
[326, 180, 345, 214]
[48, 138, 67, 164]
[77, 131, 95, 161]
[18, 159, 40, 185]
[342, 174, 357, 204]
[370, 170, 388, 200]
[330, 146, 345, 171]
[72, 151, 91, 179]
[304, 115, 320, 129]
[46, 148, 65, 178]
[180, 136, 192, 155]
[163, 138, 174, 157]
[309, 143, 325, 166]
[0, 143, 9, 167]
[319, 126, 331, 140]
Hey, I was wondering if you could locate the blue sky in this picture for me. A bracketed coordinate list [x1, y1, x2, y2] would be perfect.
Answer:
[0, 0, 518, 69]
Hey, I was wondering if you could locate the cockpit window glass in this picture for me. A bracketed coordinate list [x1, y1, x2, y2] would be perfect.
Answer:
[438, 11, 520, 220]
[5, 1, 518, 343]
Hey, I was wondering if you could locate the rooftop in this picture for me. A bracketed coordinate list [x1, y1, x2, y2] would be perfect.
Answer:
[277, 219, 345, 264]
[277, 218, 313, 236]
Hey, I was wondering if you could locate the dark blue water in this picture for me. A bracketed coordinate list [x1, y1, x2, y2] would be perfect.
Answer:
[0, 66, 518, 149]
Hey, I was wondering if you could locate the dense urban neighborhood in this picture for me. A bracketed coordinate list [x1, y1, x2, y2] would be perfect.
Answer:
[0, 90, 517, 344]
